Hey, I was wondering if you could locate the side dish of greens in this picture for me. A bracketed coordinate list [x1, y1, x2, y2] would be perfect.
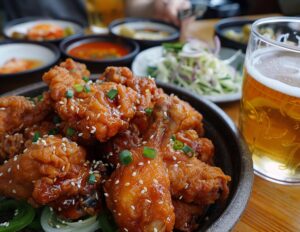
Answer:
[146, 41, 243, 96]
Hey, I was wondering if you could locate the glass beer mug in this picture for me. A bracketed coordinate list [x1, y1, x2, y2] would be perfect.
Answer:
[239, 17, 300, 184]
[85, 0, 125, 33]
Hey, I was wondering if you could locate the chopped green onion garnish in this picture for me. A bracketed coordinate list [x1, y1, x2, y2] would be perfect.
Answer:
[74, 84, 83, 92]
[32, 131, 40, 142]
[119, 150, 133, 165]
[145, 108, 153, 116]
[48, 128, 59, 135]
[143, 146, 156, 159]
[70, 68, 76, 72]
[66, 127, 75, 137]
[83, 76, 89, 82]
[37, 95, 43, 102]
[84, 85, 91, 93]
[173, 140, 184, 150]
[53, 115, 61, 124]
[88, 173, 96, 184]
[147, 66, 158, 78]
[107, 89, 118, 100]
[182, 145, 194, 157]
[65, 89, 74, 98]
[171, 135, 176, 141]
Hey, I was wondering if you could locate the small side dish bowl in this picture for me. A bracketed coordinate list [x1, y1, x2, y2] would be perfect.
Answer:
[1, 80, 253, 231]
[215, 18, 254, 52]
[60, 34, 140, 73]
[3, 17, 84, 44]
[0, 41, 60, 93]
[109, 18, 180, 49]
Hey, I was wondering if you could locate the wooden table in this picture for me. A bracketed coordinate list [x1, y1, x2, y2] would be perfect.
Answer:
[185, 16, 300, 231]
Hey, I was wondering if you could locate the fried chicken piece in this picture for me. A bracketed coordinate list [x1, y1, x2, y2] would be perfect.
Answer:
[0, 133, 24, 161]
[43, 58, 90, 101]
[0, 136, 102, 219]
[0, 117, 60, 161]
[104, 104, 175, 232]
[173, 200, 206, 232]
[0, 93, 53, 162]
[167, 156, 230, 205]
[169, 130, 214, 164]
[103, 94, 230, 231]
[100, 66, 162, 110]
[43, 60, 142, 142]
[160, 95, 230, 205]
[100, 67, 165, 134]
[0, 92, 52, 136]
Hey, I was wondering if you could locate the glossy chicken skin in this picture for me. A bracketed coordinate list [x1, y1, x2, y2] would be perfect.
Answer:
[0, 92, 52, 136]
[104, 103, 175, 232]
[0, 120, 57, 161]
[0, 93, 53, 161]
[173, 200, 205, 232]
[161, 95, 230, 207]
[43, 59, 141, 142]
[0, 136, 102, 219]
[161, 95, 230, 230]
[100, 66, 161, 111]
[103, 94, 230, 231]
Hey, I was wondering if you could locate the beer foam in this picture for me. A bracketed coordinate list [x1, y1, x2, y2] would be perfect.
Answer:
[246, 48, 300, 98]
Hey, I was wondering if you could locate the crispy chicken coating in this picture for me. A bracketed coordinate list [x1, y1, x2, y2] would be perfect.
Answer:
[0, 136, 102, 219]
[160, 95, 230, 231]
[0, 118, 60, 161]
[100, 66, 165, 134]
[103, 94, 230, 231]
[173, 200, 206, 232]
[174, 130, 214, 164]
[167, 156, 230, 205]
[100, 66, 162, 111]
[0, 92, 52, 136]
[0, 133, 24, 161]
[160, 95, 230, 205]
[104, 104, 175, 232]
[43, 58, 90, 101]
[43, 60, 142, 142]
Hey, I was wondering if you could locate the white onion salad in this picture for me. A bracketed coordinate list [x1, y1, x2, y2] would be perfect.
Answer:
[41, 207, 100, 232]
[147, 39, 243, 96]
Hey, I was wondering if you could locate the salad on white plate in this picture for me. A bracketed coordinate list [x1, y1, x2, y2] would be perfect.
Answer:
[132, 39, 244, 103]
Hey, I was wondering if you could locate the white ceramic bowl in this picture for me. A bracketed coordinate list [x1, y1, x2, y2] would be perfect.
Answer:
[0, 41, 60, 93]
[109, 18, 179, 48]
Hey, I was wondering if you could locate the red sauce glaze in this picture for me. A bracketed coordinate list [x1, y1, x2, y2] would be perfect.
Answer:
[68, 42, 129, 61]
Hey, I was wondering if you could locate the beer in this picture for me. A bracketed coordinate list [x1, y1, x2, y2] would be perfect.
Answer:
[85, 0, 124, 30]
[240, 48, 300, 183]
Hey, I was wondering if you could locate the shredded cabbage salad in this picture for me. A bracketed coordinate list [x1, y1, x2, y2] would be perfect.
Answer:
[147, 40, 243, 96]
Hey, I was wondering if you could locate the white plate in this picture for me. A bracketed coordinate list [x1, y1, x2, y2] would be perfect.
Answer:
[4, 19, 83, 40]
[132, 46, 245, 103]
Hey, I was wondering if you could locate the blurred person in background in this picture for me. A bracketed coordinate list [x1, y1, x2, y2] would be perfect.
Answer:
[1, 0, 191, 27]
